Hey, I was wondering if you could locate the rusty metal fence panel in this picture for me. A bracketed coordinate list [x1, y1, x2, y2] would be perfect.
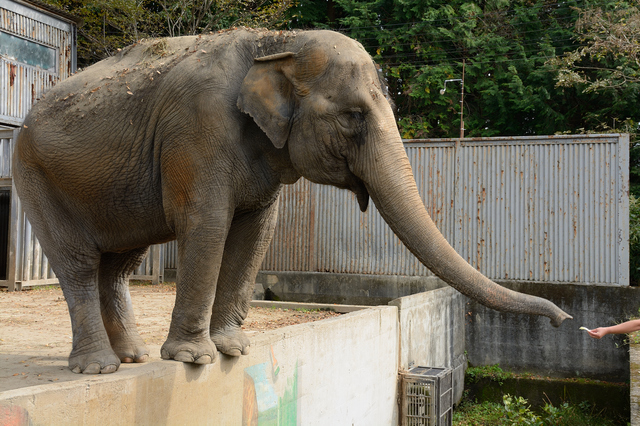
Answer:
[451, 136, 628, 284]
[260, 134, 629, 286]
[13, 192, 56, 287]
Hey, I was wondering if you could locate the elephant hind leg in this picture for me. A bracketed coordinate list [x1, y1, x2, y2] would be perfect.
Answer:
[48, 246, 120, 374]
[13, 165, 120, 373]
[211, 202, 279, 356]
[99, 249, 150, 364]
[59, 254, 121, 374]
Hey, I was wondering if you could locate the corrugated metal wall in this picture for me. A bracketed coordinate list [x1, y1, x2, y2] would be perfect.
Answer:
[3, 130, 628, 287]
[14, 201, 55, 284]
[260, 135, 629, 286]
[0, 0, 76, 126]
[0, 128, 12, 178]
[1, 130, 630, 288]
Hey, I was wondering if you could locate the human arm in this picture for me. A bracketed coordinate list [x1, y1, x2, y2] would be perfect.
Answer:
[588, 319, 640, 339]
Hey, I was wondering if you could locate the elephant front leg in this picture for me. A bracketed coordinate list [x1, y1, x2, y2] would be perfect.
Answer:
[210, 202, 280, 357]
[161, 217, 232, 365]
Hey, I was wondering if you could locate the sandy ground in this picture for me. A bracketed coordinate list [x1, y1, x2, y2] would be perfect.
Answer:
[0, 282, 340, 393]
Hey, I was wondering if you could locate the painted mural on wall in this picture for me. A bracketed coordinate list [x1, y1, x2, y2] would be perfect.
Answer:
[0, 405, 30, 426]
[243, 346, 298, 425]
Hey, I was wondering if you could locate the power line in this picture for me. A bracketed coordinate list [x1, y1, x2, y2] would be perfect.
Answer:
[342, 11, 580, 44]
[360, 36, 580, 59]
[319, 0, 617, 32]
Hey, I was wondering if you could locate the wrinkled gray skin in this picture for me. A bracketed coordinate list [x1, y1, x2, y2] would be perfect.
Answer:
[13, 28, 572, 374]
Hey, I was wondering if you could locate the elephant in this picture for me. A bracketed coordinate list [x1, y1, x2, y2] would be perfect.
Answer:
[13, 28, 572, 374]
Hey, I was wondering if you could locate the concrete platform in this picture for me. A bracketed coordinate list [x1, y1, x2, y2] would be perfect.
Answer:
[0, 304, 399, 425]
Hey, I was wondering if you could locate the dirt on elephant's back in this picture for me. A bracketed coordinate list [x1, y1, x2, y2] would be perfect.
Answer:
[0, 282, 341, 392]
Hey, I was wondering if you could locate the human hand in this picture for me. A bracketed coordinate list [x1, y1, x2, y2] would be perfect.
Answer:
[588, 328, 608, 339]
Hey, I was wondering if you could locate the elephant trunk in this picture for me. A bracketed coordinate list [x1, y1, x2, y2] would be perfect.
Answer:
[356, 138, 572, 327]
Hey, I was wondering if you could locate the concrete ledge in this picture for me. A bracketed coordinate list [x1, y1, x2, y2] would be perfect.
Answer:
[255, 271, 446, 306]
[250, 299, 369, 313]
[0, 306, 399, 425]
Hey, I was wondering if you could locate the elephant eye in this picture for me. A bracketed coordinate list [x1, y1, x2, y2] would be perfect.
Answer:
[339, 108, 367, 146]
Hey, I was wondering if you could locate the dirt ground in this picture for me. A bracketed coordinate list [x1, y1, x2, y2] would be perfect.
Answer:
[0, 282, 340, 393]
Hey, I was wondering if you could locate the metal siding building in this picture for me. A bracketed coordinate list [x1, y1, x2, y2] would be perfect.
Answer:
[0, 0, 77, 289]
[1, 0, 78, 126]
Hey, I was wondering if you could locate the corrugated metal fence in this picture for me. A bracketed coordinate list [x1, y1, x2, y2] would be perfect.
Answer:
[257, 135, 629, 285]
[0, 133, 629, 288]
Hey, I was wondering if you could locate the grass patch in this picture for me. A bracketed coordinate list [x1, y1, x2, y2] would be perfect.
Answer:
[28, 284, 60, 291]
[454, 399, 505, 425]
[454, 393, 621, 425]
[465, 364, 618, 386]
[459, 365, 628, 425]
[466, 364, 515, 385]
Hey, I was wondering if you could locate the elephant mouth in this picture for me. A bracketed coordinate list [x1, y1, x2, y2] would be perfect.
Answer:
[349, 177, 370, 212]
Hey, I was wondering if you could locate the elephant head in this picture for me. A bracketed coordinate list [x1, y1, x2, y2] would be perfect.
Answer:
[238, 31, 571, 327]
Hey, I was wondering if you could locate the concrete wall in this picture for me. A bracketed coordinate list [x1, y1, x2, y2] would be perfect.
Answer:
[256, 271, 446, 306]
[257, 271, 640, 383]
[389, 287, 467, 404]
[8, 271, 633, 423]
[0, 306, 399, 425]
[466, 281, 640, 382]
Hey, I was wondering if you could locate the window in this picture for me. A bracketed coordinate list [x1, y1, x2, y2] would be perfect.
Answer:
[0, 30, 56, 72]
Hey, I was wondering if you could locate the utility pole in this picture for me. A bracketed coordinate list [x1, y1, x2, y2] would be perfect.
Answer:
[440, 59, 466, 138]
[460, 60, 465, 139]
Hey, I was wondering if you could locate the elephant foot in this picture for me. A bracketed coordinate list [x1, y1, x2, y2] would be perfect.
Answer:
[109, 334, 150, 363]
[211, 325, 251, 357]
[160, 337, 218, 365]
[69, 348, 121, 374]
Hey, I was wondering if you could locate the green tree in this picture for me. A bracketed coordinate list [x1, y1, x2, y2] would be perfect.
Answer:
[291, 0, 640, 141]
[44, 0, 297, 67]
[551, 2, 640, 93]
[160, 0, 295, 37]
[291, 0, 585, 138]
[43, 0, 166, 66]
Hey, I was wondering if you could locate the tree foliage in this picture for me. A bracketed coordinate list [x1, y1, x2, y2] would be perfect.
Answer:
[42, 0, 640, 141]
[291, 0, 640, 141]
[43, 0, 296, 67]
[551, 2, 640, 93]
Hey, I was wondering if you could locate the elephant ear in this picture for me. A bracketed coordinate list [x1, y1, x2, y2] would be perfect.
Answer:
[238, 52, 296, 149]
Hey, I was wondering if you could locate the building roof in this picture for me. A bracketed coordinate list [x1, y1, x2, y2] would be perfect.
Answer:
[10, 0, 82, 25]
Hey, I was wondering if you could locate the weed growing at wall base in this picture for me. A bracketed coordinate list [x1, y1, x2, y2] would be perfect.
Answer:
[464, 364, 514, 386]
[630, 195, 640, 285]
[453, 394, 620, 425]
